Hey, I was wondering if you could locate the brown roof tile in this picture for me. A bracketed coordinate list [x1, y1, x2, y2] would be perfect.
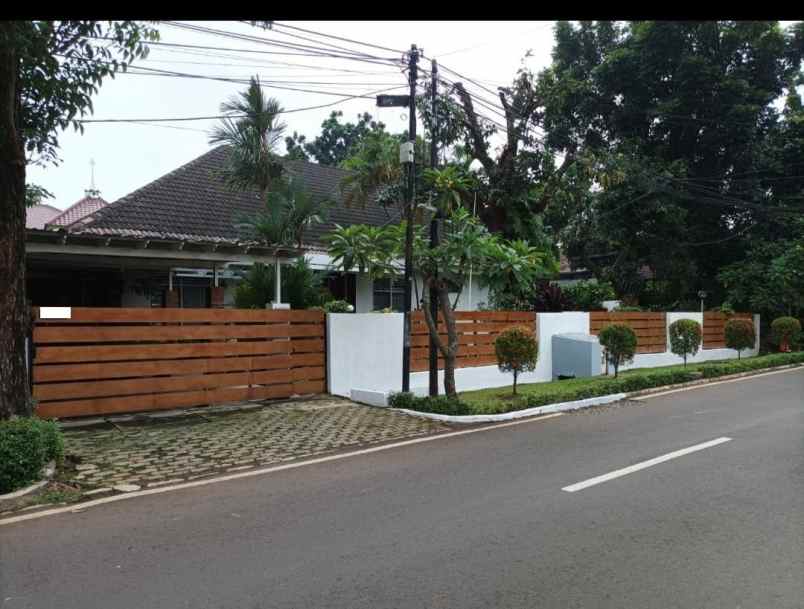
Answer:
[77, 146, 399, 247]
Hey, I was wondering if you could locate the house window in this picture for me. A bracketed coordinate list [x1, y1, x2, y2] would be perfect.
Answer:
[373, 277, 406, 312]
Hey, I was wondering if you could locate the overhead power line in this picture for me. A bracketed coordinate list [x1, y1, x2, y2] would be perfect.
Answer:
[269, 21, 405, 55]
[77, 84, 409, 125]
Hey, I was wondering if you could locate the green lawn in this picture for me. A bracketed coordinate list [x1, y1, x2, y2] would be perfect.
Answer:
[458, 352, 804, 415]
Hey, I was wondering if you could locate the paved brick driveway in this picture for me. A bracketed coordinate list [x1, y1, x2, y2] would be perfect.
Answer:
[61, 397, 450, 491]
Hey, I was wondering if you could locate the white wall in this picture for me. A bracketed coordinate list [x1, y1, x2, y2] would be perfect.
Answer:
[620, 312, 760, 371]
[408, 312, 591, 394]
[326, 310, 761, 402]
[327, 312, 404, 397]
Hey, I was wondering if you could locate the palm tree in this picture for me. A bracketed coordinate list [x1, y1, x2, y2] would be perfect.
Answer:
[209, 76, 287, 196]
[236, 177, 327, 249]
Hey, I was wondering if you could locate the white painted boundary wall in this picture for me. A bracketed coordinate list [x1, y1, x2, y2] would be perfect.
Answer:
[326, 311, 761, 403]
[326, 313, 404, 398]
[621, 312, 760, 371]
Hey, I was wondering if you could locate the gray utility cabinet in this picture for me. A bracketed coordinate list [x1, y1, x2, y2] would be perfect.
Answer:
[552, 333, 601, 380]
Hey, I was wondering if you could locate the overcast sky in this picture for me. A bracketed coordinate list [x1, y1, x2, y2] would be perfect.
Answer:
[29, 20, 559, 209]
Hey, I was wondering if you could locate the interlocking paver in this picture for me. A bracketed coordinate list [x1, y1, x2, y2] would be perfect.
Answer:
[60, 397, 449, 490]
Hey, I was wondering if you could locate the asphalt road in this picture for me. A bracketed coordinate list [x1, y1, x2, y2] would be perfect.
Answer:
[2, 369, 803, 609]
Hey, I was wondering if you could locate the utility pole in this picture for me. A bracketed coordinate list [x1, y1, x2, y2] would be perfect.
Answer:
[401, 44, 419, 393]
[428, 58, 439, 396]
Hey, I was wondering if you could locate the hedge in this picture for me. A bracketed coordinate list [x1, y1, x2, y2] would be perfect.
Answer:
[0, 418, 63, 494]
[387, 392, 472, 416]
[396, 352, 804, 416]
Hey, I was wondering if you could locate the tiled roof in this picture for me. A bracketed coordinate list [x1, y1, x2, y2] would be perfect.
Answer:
[48, 195, 108, 228]
[77, 146, 400, 248]
[26, 204, 60, 229]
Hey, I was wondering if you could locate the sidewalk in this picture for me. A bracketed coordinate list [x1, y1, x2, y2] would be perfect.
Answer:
[60, 397, 450, 491]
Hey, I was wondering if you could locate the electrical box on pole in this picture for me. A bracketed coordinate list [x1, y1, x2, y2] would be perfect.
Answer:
[399, 141, 415, 165]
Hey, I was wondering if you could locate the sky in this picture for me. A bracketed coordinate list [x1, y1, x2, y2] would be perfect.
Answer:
[29, 20, 559, 209]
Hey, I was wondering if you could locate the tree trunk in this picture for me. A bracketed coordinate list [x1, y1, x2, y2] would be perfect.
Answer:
[438, 282, 458, 397]
[513, 370, 518, 395]
[421, 278, 460, 398]
[0, 25, 31, 420]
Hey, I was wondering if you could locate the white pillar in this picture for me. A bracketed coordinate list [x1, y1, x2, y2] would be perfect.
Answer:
[268, 257, 290, 310]
[275, 258, 281, 304]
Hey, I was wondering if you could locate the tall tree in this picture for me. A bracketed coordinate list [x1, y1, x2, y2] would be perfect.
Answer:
[0, 21, 156, 420]
[284, 111, 387, 166]
[548, 21, 804, 306]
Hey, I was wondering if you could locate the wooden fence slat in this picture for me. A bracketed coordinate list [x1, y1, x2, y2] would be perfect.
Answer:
[32, 306, 327, 418]
[33, 307, 324, 324]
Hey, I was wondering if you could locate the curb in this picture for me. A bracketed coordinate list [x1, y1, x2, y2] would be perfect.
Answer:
[394, 394, 627, 423]
[395, 362, 804, 424]
[0, 461, 55, 501]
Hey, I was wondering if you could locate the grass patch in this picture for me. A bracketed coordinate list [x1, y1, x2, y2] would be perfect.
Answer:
[452, 351, 804, 416]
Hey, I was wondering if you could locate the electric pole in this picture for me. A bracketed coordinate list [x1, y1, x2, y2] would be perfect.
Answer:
[428, 58, 439, 396]
[401, 44, 419, 393]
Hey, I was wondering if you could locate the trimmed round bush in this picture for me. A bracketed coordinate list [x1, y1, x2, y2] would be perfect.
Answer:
[724, 318, 755, 359]
[668, 319, 702, 367]
[0, 418, 63, 494]
[495, 326, 539, 395]
[598, 323, 638, 378]
[771, 317, 801, 352]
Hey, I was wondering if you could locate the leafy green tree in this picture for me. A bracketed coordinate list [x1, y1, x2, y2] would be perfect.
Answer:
[719, 225, 804, 320]
[771, 317, 801, 352]
[327, 209, 553, 396]
[724, 318, 756, 360]
[284, 111, 387, 166]
[209, 76, 286, 197]
[668, 319, 702, 367]
[598, 324, 638, 378]
[0, 21, 157, 419]
[494, 326, 539, 395]
[547, 21, 804, 307]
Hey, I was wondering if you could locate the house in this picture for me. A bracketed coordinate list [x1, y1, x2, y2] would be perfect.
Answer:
[25, 146, 490, 312]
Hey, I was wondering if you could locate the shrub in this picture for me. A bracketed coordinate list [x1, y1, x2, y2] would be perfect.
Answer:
[234, 259, 330, 309]
[494, 326, 539, 395]
[771, 317, 801, 352]
[669, 319, 702, 367]
[322, 299, 354, 313]
[562, 280, 616, 310]
[598, 323, 637, 378]
[724, 319, 756, 359]
[0, 418, 63, 494]
[531, 282, 573, 312]
[614, 305, 642, 312]
[387, 392, 472, 416]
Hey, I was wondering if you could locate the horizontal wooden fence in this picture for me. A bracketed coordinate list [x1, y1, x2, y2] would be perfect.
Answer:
[410, 311, 537, 372]
[589, 312, 667, 354]
[32, 308, 326, 418]
[702, 312, 754, 349]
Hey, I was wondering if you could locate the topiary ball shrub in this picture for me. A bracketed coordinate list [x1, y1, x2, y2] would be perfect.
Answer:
[668, 318, 702, 367]
[0, 418, 63, 494]
[724, 318, 756, 360]
[598, 323, 637, 378]
[771, 317, 801, 352]
[494, 326, 539, 395]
